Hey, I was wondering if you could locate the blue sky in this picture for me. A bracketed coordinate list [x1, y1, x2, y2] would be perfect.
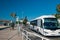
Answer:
[0, 0, 60, 21]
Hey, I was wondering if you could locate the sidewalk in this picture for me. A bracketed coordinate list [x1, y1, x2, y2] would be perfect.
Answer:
[0, 27, 22, 40]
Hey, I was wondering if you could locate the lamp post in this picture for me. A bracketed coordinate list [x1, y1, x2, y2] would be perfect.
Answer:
[16, 16, 21, 35]
[22, 11, 24, 19]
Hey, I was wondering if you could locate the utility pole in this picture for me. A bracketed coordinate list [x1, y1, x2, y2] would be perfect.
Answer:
[22, 11, 24, 19]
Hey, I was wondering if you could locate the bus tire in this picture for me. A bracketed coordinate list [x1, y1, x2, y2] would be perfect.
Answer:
[37, 29, 39, 33]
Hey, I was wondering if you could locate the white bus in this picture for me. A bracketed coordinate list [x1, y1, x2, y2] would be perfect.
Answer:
[30, 15, 60, 36]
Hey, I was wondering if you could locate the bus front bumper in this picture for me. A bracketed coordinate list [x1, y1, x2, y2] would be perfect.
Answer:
[43, 33, 60, 36]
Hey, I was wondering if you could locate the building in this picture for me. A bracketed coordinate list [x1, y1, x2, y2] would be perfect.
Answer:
[0, 20, 10, 26]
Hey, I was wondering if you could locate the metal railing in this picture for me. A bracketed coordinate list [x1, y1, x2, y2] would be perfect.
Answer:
[22, 30, 31, 40]
[22, 29, 50, 40]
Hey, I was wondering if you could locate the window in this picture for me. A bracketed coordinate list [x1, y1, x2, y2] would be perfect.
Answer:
[30, 20, 37, 26]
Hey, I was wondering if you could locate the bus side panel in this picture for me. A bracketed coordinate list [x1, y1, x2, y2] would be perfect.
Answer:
[37, 19, 42, 33]
[37, 19, 44, 34]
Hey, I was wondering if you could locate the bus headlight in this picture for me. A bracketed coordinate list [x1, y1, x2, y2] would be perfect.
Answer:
[44, 31, 48, 34]
[58, 32, 60, 34]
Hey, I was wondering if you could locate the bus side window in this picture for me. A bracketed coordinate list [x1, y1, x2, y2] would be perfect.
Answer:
[30, 20, 37, 26]
[40, 19, 43, 28]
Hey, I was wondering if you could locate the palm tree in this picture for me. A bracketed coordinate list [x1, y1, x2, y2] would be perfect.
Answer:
[10, 12, 17, 29]
[54, 14, 60, 19]
[10, 12, 17, 22]
[54, 4, 60, 26]
[55, 4, 60, 19]
[10, 12, 16, 18]
[23, 16, 28, 26]
[56, 4, 60, 12]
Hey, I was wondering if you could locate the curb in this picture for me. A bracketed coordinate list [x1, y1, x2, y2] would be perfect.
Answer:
[0, 27, 10, 30]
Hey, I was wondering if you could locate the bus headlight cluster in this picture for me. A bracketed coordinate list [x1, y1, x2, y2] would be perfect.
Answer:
[44, 31, 48, 34]
[58, 32, 60, 34]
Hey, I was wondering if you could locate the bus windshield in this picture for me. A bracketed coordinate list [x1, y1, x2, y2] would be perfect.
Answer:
[44, 18, 59, 30]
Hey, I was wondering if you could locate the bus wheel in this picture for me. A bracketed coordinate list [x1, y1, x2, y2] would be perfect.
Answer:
[37, 29, 39, 33]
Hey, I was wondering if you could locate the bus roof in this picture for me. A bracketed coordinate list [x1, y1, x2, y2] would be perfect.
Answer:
[30, 15, 56, 21]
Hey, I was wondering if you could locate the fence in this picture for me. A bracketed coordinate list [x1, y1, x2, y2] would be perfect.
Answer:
[21, 29, 50, 40]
